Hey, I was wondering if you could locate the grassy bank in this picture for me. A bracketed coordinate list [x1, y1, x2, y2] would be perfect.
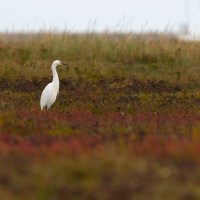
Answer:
[0, 32, 200, 85]
[0, 32, 200, 199]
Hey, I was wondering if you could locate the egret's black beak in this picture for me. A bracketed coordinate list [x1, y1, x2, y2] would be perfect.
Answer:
[61, 62, 69, 66]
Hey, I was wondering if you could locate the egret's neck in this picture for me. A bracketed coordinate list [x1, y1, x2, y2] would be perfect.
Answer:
[51, 64, 59, 91]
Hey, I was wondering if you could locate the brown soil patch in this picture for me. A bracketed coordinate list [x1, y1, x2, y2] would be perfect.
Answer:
[0, 76, 182, 94]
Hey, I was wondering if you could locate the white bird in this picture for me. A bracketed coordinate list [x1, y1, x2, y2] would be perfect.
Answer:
[40, 60, 69, 111]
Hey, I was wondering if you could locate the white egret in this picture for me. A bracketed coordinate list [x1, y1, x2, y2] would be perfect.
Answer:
[40, 60, 69, 111]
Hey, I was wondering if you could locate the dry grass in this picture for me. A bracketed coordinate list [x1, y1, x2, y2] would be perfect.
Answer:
[0, 32, 200, 85]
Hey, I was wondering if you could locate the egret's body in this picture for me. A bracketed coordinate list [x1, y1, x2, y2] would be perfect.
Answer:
[40, 60, 68, 111]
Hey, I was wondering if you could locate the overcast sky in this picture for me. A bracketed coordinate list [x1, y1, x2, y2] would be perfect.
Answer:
[1, 0, 200, 33]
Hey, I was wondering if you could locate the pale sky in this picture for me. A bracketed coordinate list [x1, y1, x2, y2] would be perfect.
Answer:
[1, 0, 200, 33]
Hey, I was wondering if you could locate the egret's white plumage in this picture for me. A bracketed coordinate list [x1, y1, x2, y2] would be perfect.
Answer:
[40, 60, 68, 111]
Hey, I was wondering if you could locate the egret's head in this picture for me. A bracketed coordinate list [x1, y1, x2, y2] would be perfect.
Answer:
[53, 60, 69, 66]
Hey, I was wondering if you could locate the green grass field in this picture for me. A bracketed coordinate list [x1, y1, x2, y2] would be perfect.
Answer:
[1, 32, 200, 199]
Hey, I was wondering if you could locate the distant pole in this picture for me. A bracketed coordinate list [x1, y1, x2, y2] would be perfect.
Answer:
[184, 0, 190, 33]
